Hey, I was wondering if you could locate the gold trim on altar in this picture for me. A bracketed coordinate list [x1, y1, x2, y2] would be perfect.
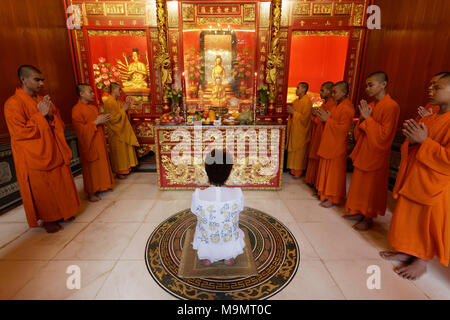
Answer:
[87, 30, 147, 37]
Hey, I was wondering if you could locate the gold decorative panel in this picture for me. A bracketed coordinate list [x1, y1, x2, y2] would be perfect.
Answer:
[334, 3, 353, 15]
[293, 3, 311, 16]
[312, 3, 332, 15]
[85, 3, 104, 15]
[243, 4, 256, 22]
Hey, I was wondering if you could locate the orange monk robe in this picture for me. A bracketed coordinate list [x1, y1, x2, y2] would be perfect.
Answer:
[345, 94, 400, 218]
[316, 97, 355, 205]
[305, 99, 337, 186]
[4, 88, 81, 227]
[388, 111, 450, 266]
[286, 95, 313, 175]
[102, 95, 139, 174]
[72, 99, 114, 194]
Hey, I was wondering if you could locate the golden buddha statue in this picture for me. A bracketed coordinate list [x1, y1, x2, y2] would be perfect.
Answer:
[117, 50, 149, 92]
[211, 56, 227, 105]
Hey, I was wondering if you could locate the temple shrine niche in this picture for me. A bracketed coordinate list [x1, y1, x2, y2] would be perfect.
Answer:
[65, 0, 368, 164]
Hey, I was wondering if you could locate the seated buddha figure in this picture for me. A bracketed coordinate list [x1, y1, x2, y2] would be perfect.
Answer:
[211, 56, 227, 104]
[122, 50, 148, 90]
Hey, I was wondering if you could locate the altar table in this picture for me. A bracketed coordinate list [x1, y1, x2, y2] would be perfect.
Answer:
[154, 125, 286, 190]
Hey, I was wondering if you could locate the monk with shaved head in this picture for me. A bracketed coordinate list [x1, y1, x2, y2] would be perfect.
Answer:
[344, 71, 400, 230]
[72, 84, 114, 202]
[380, 72, 450, 280]
[4, 65, 80, 233]
[305, 81, 336, 189]
[315, 81, 355, 208]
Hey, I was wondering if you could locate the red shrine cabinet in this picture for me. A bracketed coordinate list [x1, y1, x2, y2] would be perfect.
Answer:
[64, 0, 369, 162]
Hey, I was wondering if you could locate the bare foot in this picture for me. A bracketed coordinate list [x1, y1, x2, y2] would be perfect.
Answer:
[353, 217, 373, 231]
[116, 174, 127, 180]
[88, 193, 101, 202]
[395, 258, 427, 280]
[42, 221, 63, 233]
[343, 214, 365, 221]
[319, 200, 335, 208]
[379, 251, 414, 263]
[224, 258, 235, 266]
[200, 259, 212, 266]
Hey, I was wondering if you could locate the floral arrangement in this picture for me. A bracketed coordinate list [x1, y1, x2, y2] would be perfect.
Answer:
[165, 88, 183, 106]
[184, 48, 204, 88]
[93, 57, 120, 92]
[232, 48, 254, 81]
[307, 92, 325, 108]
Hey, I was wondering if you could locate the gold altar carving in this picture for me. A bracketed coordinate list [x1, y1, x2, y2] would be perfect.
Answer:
[85, 3, 104, 15]
[155, 126, 286, 190]
[155, 0, 173, 100]
[197, 17, 242, 26]
[210, 56, 227, 105]
[334, 3, 353, 15]
[87, 30, 146, 37]
[182, 3, 195, 22]
[105, 3, 125, 15]
[312, 3, 333, 15]
[293, 3, 311, 16]
[292, 30, 350, 37]
[352, 3, 365, 26]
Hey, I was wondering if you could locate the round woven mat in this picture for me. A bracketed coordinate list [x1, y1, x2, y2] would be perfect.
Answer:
[145, 207, 299, 300]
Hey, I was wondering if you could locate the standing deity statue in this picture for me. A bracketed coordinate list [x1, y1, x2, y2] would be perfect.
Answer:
[211, 56, 227, 104]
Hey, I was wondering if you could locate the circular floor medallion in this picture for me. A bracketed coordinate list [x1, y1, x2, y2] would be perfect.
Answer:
[145, 207, 299, 300]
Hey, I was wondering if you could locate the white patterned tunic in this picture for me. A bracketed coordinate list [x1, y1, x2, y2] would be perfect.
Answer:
[190, 186, 245, 263]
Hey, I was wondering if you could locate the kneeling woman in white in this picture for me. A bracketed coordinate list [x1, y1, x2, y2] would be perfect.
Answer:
[190, 149, 245, 266]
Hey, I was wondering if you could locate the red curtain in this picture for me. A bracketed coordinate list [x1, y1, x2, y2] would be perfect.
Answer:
[288, 35, 349, 94]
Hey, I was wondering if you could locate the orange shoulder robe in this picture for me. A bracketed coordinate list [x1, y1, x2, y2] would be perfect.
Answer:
[414, 103, 440, 122]
[388, 111, 450, 266]
[345, 94, 400, 218]
[72, 99, 114, 194]
[316, 97, 355, 205]
[305, 98, 337, 186]
[286, 95, 313, 174]
[4, 88, 81, 227]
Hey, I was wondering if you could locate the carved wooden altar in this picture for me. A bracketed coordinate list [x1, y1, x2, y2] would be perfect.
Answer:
[64, 0, 369, 162]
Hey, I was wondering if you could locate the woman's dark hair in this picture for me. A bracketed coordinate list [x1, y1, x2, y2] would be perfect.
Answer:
[205, 149, 234, 186]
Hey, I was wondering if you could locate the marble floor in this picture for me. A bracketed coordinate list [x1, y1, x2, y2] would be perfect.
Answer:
[0, 172, 449, 300]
